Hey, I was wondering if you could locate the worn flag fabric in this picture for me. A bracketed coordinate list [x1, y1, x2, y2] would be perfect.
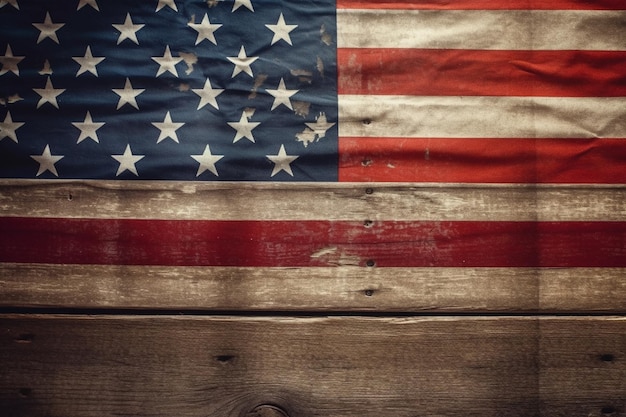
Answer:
[1, 0, 625, 304]
[1, 0, 338, 181]
[336, 1, 626, 183]
[2, 0, 625, 182]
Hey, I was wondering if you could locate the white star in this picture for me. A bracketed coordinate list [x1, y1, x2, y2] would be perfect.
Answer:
[192, 78, 223, 110]
[266, 78, 299, 111]
[191, 145, 223, 177]
[0, 111, 24, 143]
[156, 0, 177, 11]
[112, 13, 144, 45]
[152, 111, 184, 143]
[152, 45, 182, 77]
[227, 111, 260, 143]
[0, 45, 24, 76]
[188, 13, 222, 45]
[72, 111, 104, 144]
[33, 12, 65, 44]
[305, 112, 336, 139]
[33, 77, 65, 109]
[227, 45, 258, 78]
[265, 13, 297, 46]
[267, 144, 298, 177]
[0, 0, 19, 10]
[112, 78, 144, 110]
[112, 144, 144, 176]
[232, 0, 253, 12]
[31, 145, 63, 177]
[72, 46, 105, 76]
[77, 0, 99, 11]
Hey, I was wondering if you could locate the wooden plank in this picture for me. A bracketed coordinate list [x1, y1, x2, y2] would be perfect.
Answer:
[2, 181, 624, 312]
[540, 318, 626, 417]
[1, 180, 624, 221]
[3, 218, 624, 267]
[1, 264, 625, 312]
[0, 315, 623, 417]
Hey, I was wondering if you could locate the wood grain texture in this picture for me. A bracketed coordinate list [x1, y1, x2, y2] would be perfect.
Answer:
[1, 264, 625, 313]
[0, 315, 623, 417]
[3, 218, 624, 267]
[3, 181, 623, 312]
[1, 180, 624, 221]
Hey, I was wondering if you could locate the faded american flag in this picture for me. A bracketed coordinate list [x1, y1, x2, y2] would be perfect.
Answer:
[0, 0, 625, 306]
[1, 0, 337, 181]
[1, 0, 625, 183]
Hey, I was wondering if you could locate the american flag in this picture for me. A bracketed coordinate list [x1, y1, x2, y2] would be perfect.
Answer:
[1, 0, 625, 306]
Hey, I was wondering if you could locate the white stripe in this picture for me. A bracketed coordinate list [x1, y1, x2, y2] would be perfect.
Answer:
[337, 9, 626, 51]
[1, 181, 624, 221]
[338, 95, 626, 139]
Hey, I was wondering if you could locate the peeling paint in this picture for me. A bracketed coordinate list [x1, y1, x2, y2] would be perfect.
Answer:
[296, 112, 335, 147]
[249, 74, 268, 99]
[179, 52, 198, 75]
[320, 24, 333, 46]
[0, 94, 23, 106]
[295, 128, 317, 148]
[290, 68, 313, 84]
[292, 100, 310, 117]
[316, 56, 324, 78]
[177, 83, 190, 92]
[244, 107, 256, 118]
[290, 69, 313, 77]
[39, 59, 52, 75]
[311, 246, 337, 258]
[337, 252, 361, 266]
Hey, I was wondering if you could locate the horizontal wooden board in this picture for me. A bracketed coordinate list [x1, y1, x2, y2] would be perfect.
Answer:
[0, 315, 624, 417]
[338, 137, 626, 183]
[3, 218, 625, 267]
[2, 181, 624, 312]
[1, 264, 625, 313]
[337, 48, 626, 97]
[1, 181, 624, 221]
[339, 95, 626, 139]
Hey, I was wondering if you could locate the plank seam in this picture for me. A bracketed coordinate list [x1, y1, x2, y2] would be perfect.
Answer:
[0, 308, 624, 317]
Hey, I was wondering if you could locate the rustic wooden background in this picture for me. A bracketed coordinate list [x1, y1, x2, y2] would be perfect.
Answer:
[1, 182, 624, 417]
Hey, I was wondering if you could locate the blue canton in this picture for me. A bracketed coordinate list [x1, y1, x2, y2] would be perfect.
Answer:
[0, 0, 338, 180]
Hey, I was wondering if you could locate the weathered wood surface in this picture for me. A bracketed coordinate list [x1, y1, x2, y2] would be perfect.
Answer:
[1, 181, 624, 312]
[1, 315, 624, 417]
[2, 264, 625, 312]
[1, 180, 624, 221]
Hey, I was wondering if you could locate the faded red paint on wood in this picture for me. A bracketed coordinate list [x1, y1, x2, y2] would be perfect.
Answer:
[2, 217, 625, 267]
[338, 49, 626, 97]
[339, 138, 626, 183]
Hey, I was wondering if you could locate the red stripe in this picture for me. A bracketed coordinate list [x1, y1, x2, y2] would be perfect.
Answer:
[1, 218, 624, 267]
[337, 0, 626, 10]
[339, 137, 626, 184]
[338, 49, 626, 97]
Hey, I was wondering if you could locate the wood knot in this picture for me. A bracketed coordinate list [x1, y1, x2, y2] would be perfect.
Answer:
[245, 405, 290, 417]
[14, 333, 35, 344]
[599, 353, 615, 362]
